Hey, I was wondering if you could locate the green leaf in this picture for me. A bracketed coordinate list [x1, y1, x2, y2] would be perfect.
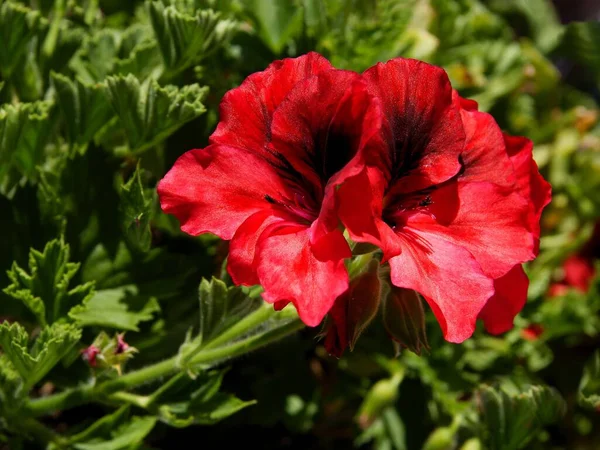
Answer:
[69, 406, 131, 445]
[189, 392, 256, 425]
[475, 383, 566, 450]
[51, 72, 115, 155]
[488, 0, 563, 53]
[0, 354, 24, 413]
[0, 100, 55, 198]
[106, 74, 207, 153]
[69, 25, 162, 83]
[73, 416, 157, 450]
[248, 0, 303, 54]
[0, 321, 81, 390]
[579, 350, 600, 409]
[559, 21, 600, 74]
[69, 29, 121, 84]
[147, 370, 255, 427]
[147, 1, 237, 77]
[119, 164, 154, 253]
[69, 285, 159, 331]
[381, 285, 429, 355]
[4, 239, 95, 325]
[0, 1, 45, 80]
[198, 277, 262, 346]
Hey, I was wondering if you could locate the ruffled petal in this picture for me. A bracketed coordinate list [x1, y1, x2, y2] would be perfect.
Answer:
[338, 167, 403, 259]
[401, 181, 535, 279]
[478, 265, 529, 334]
[158, 145, 289, 239]
[362, 58, 464, 194]
[388, 227, 494, 343]
[210, 52, 333, 153]
[228, 210, 288, 286]
[504, 134, 552, 249]
[256, 223, 350, 327]
[269, 70, 386, 241]
[454, 91, 516, 189]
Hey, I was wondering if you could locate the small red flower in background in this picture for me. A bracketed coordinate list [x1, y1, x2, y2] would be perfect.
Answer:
[337, 59, 551, 342]
[521, 324, 544, 341]
[549, 222, 599, 296]
[158, 53, 385, 326]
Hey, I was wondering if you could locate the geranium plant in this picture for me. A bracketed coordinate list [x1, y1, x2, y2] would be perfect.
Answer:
[0, 1, 599, 449]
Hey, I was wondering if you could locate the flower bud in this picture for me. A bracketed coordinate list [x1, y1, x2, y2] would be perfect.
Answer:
[82, 332, 137, 375]
[381, 284, 429, 354]
[356, 371, 403, 428]
[422, 427, 455, 450]
[323, 259, 381, 357]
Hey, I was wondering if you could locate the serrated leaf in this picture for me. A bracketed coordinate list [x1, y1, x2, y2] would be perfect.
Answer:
[51, 72, 115, 155]
[0, 354, 24, 412]
[69, 285, 159, 331]
[248, 0, 303, 54]
[475, 383, 566, 450]
[119, 164, 154, 252]
[381, 285, 429, 355]
[4, 239, 95, 325]
[73, 416, 156, 450]
[147, 1, 237, 77]
[198, 277, 262, 346]
[106, 74, 207, 153]
[114, 41, 163, 80]
[0, 100, 55, 198]
[69, 29, 121, 84]
[69, 25, 162, 83]
[0, 321, 81, 390]
[579, 350, 600, 409]
[11, 37, 44, 102]
[0, 1, 45, 80]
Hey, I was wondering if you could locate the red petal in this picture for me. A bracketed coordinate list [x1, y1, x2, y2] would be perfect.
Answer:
[269, 70, 386, 242]
[362, 58, 464, 193]
[454, 91, 516, 189]
[256, 224, 350, 327]
[504, 134, 552, 249]
[269, 70, 362, 201]
[228, 210, 287, 286]
[338, 167, 403, 260]
[158, 145, 288, 239]
[388, 228, 494, 343]
[478, 265, 529, 335]
[210, 53, 333, 153]
[403, 181, 535, 279]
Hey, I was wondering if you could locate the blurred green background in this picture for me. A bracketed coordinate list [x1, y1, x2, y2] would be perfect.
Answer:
[0, 0, 599, 449]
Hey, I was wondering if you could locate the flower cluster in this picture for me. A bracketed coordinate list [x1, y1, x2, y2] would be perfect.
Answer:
[158, 53, 551, 354]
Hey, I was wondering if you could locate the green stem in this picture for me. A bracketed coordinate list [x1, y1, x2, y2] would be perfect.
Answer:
[191, 317, 304, 366]
[202, 302, 285, 350]
[25, 315, 304, 417]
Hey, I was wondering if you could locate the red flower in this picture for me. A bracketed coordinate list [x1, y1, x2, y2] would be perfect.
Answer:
[158, 53, 384, 326]
[548, 222, 599, 296]
[521, 324, 544, 341]
[337, 59, 551, 342]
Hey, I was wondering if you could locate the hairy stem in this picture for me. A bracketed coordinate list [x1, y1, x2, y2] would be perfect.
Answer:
[25, 314, 304, 417]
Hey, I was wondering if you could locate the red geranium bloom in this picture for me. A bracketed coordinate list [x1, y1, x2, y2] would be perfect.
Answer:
[158, 53, 384, 326]
[337, 59, 551, 342]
